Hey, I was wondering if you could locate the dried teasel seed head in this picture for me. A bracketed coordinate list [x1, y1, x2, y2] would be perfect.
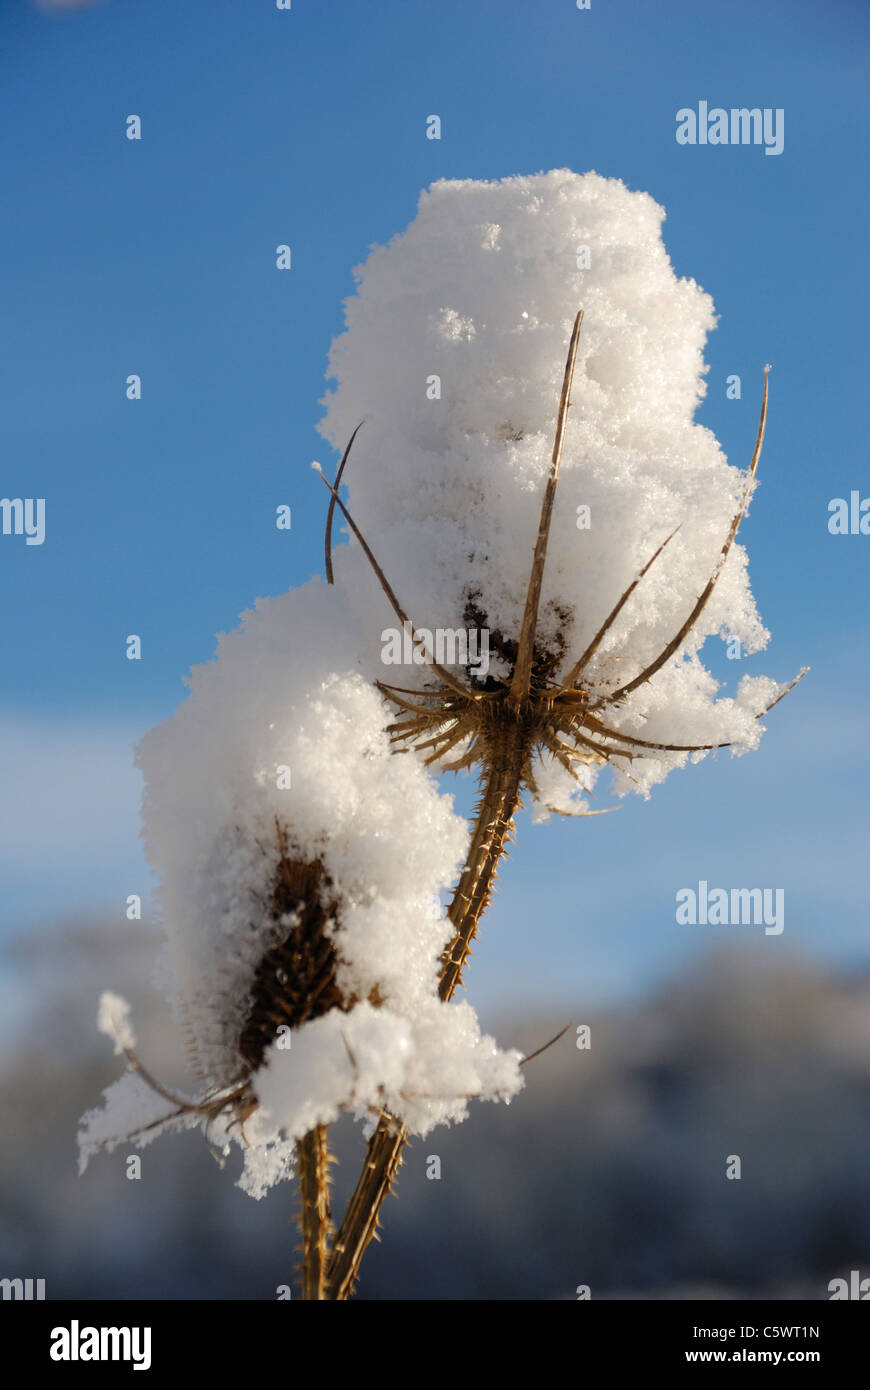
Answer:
[238, 826, 348, 1070]
[238, 821, 383, 1074]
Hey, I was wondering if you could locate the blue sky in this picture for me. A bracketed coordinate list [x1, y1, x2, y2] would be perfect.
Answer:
[1, 0, 868, 1014]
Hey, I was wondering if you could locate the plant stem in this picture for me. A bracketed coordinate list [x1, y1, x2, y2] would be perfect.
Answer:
[297, 1123, 333, 1299]
[438, 748, 524, 1002]
[324, 742, 524, 1299]
[324, 1120, 409, 1301]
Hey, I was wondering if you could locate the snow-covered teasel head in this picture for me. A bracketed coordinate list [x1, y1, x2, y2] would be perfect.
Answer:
[318, 170, 804, 805]
[79, 580, 523, 1197]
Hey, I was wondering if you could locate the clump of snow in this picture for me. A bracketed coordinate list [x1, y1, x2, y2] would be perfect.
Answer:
[78, 1070, 202, 1175]
[319, 169, 782, 795]
[254, 999, 522, 1147]
[97, 991, 136, 1054]
[528, 755, 599, 823]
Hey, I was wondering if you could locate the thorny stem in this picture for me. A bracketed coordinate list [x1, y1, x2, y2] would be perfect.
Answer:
[297, 1124, 333, 1300]
[324, 739, 525, 1299]
[321, 1120, 408, 1301]
[438, 733, 525, 1001]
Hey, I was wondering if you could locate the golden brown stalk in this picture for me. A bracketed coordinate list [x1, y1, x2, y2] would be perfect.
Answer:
[324, 1120, 409, 1301]
[438, 731, 526, 1000]
[296, 1124, 333, 1300]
